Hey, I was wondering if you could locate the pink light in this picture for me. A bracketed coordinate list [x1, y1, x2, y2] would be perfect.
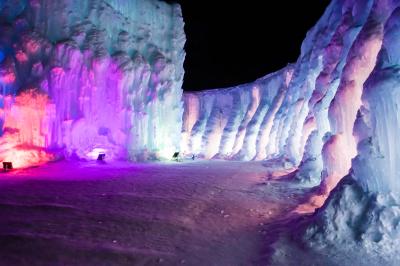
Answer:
[0, 72, 15, 84]
[15, 50, 28, 63]
[26, 39, 40, 54]
[0, 90, 54, 169]
[51, 67, 64, 75]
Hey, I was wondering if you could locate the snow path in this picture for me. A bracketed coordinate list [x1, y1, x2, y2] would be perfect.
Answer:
[0, 161, 311, 265]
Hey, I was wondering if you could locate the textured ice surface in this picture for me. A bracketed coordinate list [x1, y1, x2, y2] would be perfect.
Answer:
[180, 0, 399, 194]
[298, 0, 400, 260]
[180, 0, 400, 258]
[181, 67, 294, 160]
[0, 0, 185, 164]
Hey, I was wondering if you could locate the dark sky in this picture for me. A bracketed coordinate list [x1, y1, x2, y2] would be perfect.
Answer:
[171, 1, 331, 91]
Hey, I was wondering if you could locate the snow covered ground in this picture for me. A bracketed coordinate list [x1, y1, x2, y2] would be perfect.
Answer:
[2, 0, 400, 264]
[0, 160, 319, 266]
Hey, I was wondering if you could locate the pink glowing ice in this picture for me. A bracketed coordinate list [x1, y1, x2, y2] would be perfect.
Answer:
[0, 90, 54, 168]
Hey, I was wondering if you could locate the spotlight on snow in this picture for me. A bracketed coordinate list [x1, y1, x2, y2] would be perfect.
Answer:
[2, 162, 13, 172]
[86, 148, 107, 160]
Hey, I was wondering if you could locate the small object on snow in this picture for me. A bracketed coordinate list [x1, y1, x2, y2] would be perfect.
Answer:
[2, 162, 13, 171]
[172, 152, 180, 162]
[97, 153, 106, 161]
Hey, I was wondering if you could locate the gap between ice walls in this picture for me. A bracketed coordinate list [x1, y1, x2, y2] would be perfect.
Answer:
[0, 0, 185, 168]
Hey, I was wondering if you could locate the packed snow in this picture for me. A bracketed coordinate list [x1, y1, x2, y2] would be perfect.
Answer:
[0, 160, 314, 265]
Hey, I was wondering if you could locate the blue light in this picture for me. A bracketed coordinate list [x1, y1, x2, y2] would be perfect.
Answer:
[0, 51, 4, 63]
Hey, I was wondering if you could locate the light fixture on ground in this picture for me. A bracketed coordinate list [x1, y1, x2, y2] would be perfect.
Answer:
[2, 162, 13, 171]
[97, 153, 106, 161]
[172, 152, 180, 161]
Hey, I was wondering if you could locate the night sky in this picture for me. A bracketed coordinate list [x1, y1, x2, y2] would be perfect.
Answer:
[170, 1, 331, 91]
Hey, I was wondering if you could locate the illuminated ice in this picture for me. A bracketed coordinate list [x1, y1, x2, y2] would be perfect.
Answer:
[0, 0, 185, 163]
[181, 67, 294, 160]
[299, 0, 400, 260]
[1, 0, 400, 262]
[181, 0, 400, 260]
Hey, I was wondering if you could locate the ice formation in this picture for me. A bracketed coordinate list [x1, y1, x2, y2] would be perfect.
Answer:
[181, 0, 400, 257]
[304, 0, 400, 257]
[181, 67, 294, 160]
[1, 0, 400, 259]
[0, 0, 185, 165]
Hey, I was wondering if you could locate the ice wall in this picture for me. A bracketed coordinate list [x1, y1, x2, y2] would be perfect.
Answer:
[304, 2, 400, 254]
[0, 0, 185, 163]
[183, 0, 400, 254]
[181, 0, 373, 179]
[353, 5, 400, 195]
[0, 90, 55, 168]
[181, 67, 293, 160]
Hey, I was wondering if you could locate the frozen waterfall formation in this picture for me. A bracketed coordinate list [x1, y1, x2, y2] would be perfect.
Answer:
[181, 0, 400, 257]
[0, 0, 185, 167]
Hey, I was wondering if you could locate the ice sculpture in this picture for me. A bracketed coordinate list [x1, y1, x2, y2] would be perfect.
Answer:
[0, 0, 185, 164]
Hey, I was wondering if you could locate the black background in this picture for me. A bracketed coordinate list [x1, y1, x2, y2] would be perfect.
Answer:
[166, 1, 331, 91]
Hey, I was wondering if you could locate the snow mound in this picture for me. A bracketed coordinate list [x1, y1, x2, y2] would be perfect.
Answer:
[304, 175, 400, 259]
